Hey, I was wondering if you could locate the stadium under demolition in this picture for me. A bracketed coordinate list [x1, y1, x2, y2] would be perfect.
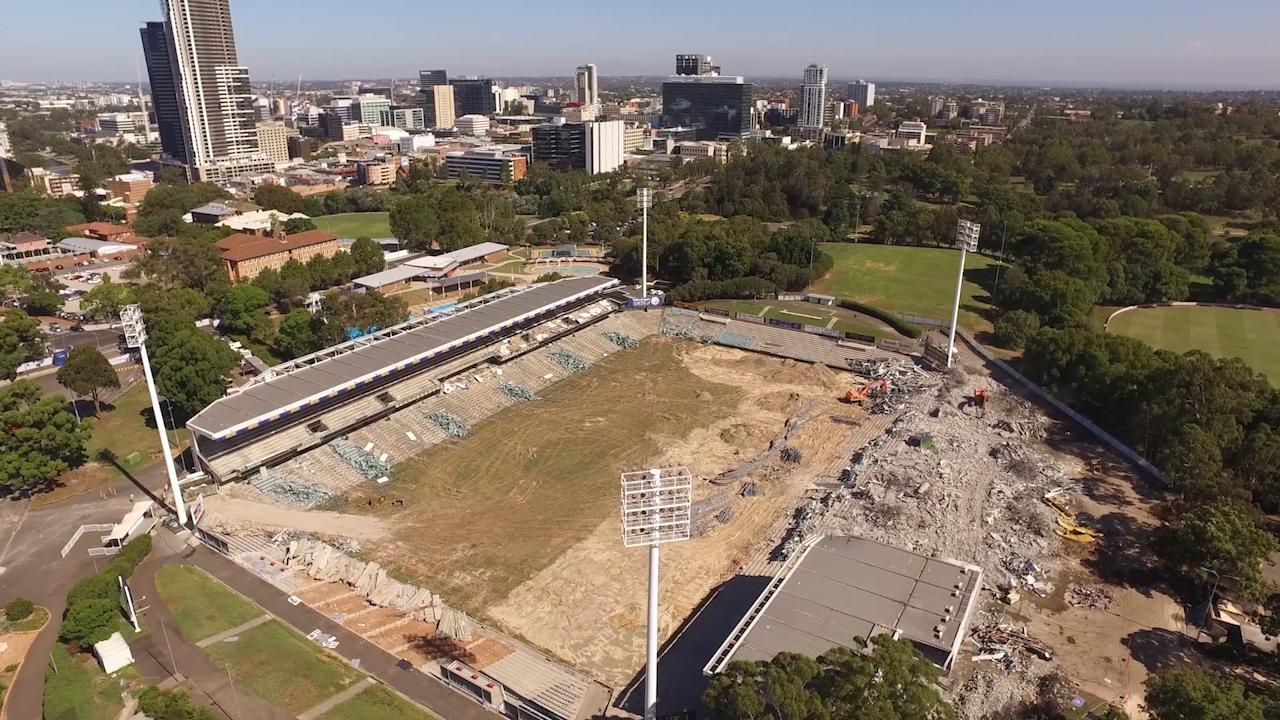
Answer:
[180, 275, 1137, 720]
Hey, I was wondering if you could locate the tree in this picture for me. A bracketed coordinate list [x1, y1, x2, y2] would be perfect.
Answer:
[274, 309, 319, 358]
[1159, 501, 1277, 600]
[703, 635, 956, 720]
[992, 310, 1041, 349]
[5, 596, 34, 621]
[79, 276, 135, 320]
[214, 283, 270, 335]
[128, 236, 227, 293]
[136, 285, 213, 322]
[275, 259, 312, 305]
[0, 309, 45, 380]
[56, 347, 120, 412]
[253, 184, 307, 214]
[389, 195, 439, 250]
[0, 264, 31, 306]
[0, 381, 90, 492]
[284, 217, 318, 233]
[1143, 667, 1264, 720]
[138, 687, 219, 720]
[146, 314, 240, 422]
[350, 236, 385, 277]
[315, 290, 407, 346]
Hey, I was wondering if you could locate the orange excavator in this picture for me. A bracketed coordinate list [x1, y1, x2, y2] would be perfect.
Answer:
[842, 380, 889, 406]
[960, 388, 989, 417]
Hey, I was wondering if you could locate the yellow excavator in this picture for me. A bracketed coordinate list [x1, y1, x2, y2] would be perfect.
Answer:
[1043, 488, 1103, 543]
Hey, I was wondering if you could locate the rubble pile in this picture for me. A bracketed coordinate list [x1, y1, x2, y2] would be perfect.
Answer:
[1065, 583, 1114, 611]
[712, 401, 822, 485]
[253, 467, 333, 508]
[601, 330, 640, 349]
[970, 623, 1055, 670]
[550, 350, 590, 373]
[426, 410, 469, 437]
[849, 359, 934, 414]
[328, 438, 391, 479]
[285, 538, 443, 622]
[499, 381, 538, 402]
[691, 492, 733, 536]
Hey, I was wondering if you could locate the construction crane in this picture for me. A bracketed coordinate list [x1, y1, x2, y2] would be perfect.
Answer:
[841, 380, 888, 406]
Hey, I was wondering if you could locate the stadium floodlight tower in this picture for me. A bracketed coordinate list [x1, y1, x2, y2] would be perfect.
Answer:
[948, 220, 981, 368]
[121, 304, 187, 525]
[621, 466, 692, 720]
[637, 187, 652, 300]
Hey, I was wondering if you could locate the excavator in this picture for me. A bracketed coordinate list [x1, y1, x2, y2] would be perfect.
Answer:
[959, 388, 989, 417]
[842, 380, 889, 406]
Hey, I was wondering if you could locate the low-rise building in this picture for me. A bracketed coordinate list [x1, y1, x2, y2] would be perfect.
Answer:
[27, 167, 82, 196]
[216, 209, 311, 235]
[56, 236, 140, 261]
[397, 134, 436, 155]
[392, 108, 425, 130]
[444, 148, 528, 185]
[218, 228, 341, 282]
[675, 140, 729, 163]
[103, 172, 154, 204]
[455, 114, 491, 136]
[357, 161, 397, 186]
[256, 122, 296, 166]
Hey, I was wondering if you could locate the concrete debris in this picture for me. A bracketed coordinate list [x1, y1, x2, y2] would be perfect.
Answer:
[254, 467, 333, 508]
[426, 410, 469, 437]
[848, 359, 933, 414]
[437, 607, 476, 641]
[601, 330, 640, 349]
[712, 400, 822, 485]
[285, 538, 444, 623]
[1003, 555, 1052, 597]
[780, 446, 802, 464]
[972, 623, 1054, 664]
[550, 350, 590, 373]
[499, 381, 538, 402]
[329, 438, 392, 479]
[1065, 583, 1114, 611]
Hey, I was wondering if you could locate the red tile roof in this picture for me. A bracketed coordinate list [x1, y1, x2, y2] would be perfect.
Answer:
[219, 230, 338, 263]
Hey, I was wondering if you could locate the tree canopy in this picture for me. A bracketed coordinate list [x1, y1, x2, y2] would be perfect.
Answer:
[56, 346, 120, 412]
[0, 380, 90, 493]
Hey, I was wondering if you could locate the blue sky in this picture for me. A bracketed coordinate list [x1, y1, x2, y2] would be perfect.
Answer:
[8, 0, 1280, 89]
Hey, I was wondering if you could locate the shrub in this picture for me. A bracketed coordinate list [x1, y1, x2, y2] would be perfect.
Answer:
[138, 686, 220, 720]
[66, 573, 118, 608]
[668, 277, 777, 303]
[103, 534, 153, 579]
[834, 298, 922, 339]
[58, 599, 120, 647]
[5, 597, 34, 622]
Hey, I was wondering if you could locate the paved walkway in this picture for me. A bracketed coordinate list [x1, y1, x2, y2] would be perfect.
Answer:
[196, 614, 271, 648]
[177, 535, 499, 720]
[298, 677, 375, 720]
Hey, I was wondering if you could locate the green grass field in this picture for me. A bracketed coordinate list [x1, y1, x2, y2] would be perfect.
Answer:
[809, 243, 998, 332]
[1107, 305, 1280, 384]
[321, 685, 438, 720]
[155, 565, 262, 642]
[204, 621, 362, 715]
[314, 212, 392, 239]
[87, 384, 187, 471]
[42, 644, 127, 720]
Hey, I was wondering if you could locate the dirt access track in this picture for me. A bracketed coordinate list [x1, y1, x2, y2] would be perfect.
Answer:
[342, 337, 882, 686]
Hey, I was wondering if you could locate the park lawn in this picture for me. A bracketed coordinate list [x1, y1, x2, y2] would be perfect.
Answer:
[314, 212, 392, 239]
[1107, 305, 1280, 385]
[809, 243, 998, 332]
[42, 643, 127, 720]
[204, 620, 362, 715]
[86, 384, 186, 471]
[155, 565, 262, 642]
[321, 684, 438, 720]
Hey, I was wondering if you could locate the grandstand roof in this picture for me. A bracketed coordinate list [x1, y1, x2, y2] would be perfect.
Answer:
[187, 276, 618, 439]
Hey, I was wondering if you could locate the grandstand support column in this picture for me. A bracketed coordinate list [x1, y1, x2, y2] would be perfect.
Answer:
[122, 304, 188, 525]
[646, 543, 659, 720]
[638, 188, 652, 300]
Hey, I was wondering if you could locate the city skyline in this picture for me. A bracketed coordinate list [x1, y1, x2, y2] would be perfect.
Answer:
[5, 0, 1280, 90]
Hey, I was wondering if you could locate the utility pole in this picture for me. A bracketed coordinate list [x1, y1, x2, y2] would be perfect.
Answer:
[122, 304, 187, 525]
[948, 220, 981, 368]
[637, 188, 652, 300]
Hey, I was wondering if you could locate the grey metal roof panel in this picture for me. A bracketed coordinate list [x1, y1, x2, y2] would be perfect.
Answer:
[918, 558, 970, 590]
[897, 606, 957, 650]
[799, 545, 916, 602]
[784, 568, 905, 628]
[822, 536, 925, 577]
[760, 591, 879, 650]
[906, 580, 963, 617]
[189, 276, 617, 437]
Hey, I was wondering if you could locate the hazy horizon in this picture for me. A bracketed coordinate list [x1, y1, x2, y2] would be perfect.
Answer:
[7, 0, 1280, 91]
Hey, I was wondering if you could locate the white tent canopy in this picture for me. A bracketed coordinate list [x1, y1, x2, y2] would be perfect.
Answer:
[93, 632, 134, 674]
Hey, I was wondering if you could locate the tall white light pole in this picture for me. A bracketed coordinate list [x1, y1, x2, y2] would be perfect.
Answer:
[637, 187, 652, 300]
[948, 220, 981, 368]
[621, 467, 691, 720]
[122, 304, 188, 525]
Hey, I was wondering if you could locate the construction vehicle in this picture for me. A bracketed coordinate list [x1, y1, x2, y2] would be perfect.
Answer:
[842, 380, 888, 406]
[1043, 488, 1103, 544]
[959, 387, 989, 417]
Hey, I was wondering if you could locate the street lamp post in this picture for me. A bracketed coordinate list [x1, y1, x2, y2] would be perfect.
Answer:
[621, 467, 691, 720]
[948, 220, 981, 368]
[637, 188, 652, 300]
[121, 304, 187, 525]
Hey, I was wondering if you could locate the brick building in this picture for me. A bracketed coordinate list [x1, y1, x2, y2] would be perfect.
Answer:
[218, 228, 340, 282]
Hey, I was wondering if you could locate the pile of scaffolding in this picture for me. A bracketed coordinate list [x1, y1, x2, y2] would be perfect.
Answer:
[426, 410, 469, 437]
[550, 351, 590, 373]
[601, 330, 640, 349]
[328, 438, 391, 479]
[499, 381, 538, 402]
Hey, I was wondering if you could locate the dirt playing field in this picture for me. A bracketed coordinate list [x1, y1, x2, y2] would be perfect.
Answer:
[343, 337, 872, 685]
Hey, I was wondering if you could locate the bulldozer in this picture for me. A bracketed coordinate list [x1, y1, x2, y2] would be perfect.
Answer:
[842, 380, 888, 406]
[959, 388, 989, 417]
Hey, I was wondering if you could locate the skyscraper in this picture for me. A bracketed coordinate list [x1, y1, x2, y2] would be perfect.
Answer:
[157, 0, 269, 182]
[849, 80, 876, 110]
[662, 74, 752, 140]
[416, 70, 455, 129]
[140, 21, 187, 164]
[799, 64, 828, 134]
[574, 64, 599, 105]
[450, 77, 500, 116]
